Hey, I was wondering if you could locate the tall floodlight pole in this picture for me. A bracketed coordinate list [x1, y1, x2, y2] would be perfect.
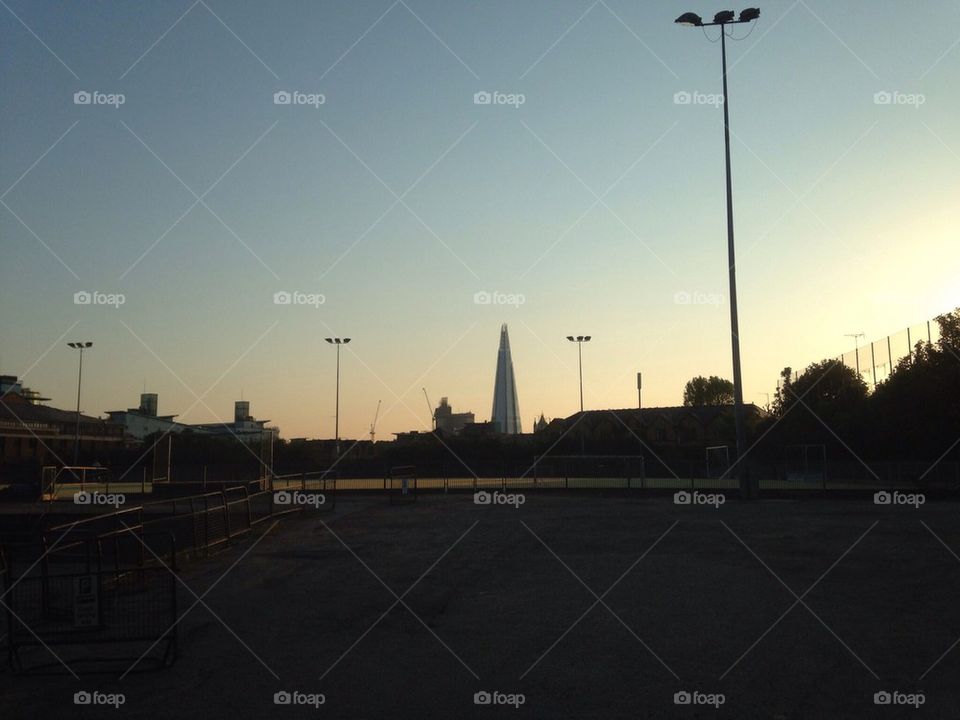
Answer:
[567, 335, 591, 455]
[325, 337, 351, 459]
[566, 336, 591, 413]
[676, 8, 761, 499]
[67, 342, 93, 465]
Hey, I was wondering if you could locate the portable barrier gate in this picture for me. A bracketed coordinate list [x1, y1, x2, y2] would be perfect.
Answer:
[388, 465, 418, 504]
[4, 532, 178, 674]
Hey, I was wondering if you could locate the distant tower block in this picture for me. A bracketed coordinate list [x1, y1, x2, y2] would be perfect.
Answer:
[235, 400, 250, 423]
[491, 324, 522, 434]
[139, 393, 158, 417]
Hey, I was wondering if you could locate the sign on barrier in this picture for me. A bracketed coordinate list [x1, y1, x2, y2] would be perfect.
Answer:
[4, 534, 178, 674]
[388, 466, 418, 504]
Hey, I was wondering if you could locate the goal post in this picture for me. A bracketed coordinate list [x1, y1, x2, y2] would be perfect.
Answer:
[705, 445, 731, 480]
[784, 444, 826, 484]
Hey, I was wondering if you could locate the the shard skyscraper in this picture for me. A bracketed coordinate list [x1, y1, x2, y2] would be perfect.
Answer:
[491, 324, 521, 434]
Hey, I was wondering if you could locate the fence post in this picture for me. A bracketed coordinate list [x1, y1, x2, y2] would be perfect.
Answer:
[142, 465, 146, 494]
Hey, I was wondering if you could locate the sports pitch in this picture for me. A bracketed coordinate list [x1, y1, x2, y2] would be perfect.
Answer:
[2, 494, 959, 719]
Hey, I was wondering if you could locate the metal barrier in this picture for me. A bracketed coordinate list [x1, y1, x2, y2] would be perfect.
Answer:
[387, 466, 418, 504]
[48, 484, 267, 560]
[4, 532, 178, 674]
[531, 455, 646, 490]
[269, 470, 337, 513]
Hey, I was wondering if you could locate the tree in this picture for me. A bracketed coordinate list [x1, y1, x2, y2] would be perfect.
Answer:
[683, 375, 734, 406]
[773, 359, 867, 421]
[867, 307, 960, 459]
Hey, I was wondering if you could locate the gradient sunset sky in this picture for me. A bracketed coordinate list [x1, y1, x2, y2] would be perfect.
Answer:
[2, 0, 958, 440]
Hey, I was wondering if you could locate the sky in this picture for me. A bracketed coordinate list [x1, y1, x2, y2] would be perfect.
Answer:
[1, 0, 958, 441]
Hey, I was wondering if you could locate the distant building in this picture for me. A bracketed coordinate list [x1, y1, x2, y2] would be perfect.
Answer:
[434, 397, 474, 435]
[106, 395, 278, 443]
[106, 393, 189, 441]
[460, 421, 496, 438]
[533, 413, 549, 433]
[491, 324, 522, 434]
[0, 379, 123, 466]
[1, 374, 50, 405]
[192, 400, 278, 442]
[549, 406, 764, 447]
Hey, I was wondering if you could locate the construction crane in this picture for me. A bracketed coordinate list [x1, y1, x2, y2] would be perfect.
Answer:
[369, 400, 381, 442]
[423, 388, 436, 431]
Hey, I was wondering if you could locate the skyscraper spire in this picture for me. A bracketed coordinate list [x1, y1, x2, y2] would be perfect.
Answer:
[491, 324, 521, 434]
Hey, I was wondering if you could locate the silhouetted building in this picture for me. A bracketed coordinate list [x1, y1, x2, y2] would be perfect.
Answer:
[106, 393, 188, 440]
[434, 397, 474, 435]
[192, 400, 278, 442]
[491, 324, 521, 434]
[1, 383, 123, 466]
[107, 395, 278, 443]
[533, 413, 549, 433]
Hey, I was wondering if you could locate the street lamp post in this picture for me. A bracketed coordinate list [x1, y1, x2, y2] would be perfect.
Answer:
[67, 341, 93, 466]
[324, 337, 350, 459]
[567, 335, 591, 455]
[566, 336, 591, 413]
[675, 8, 761, 500]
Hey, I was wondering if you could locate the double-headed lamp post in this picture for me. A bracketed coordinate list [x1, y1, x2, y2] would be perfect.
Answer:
[566, 336, 592, 413]
[675, 8, 761, 500]
[324, 337, 350, 459]
[67, 341, 93, 465]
